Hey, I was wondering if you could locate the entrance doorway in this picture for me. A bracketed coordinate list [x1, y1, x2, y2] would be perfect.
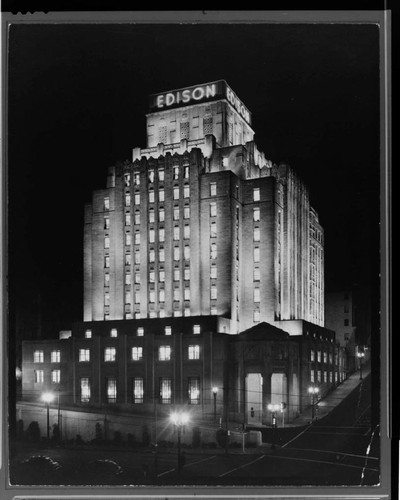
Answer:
[245, 373, 263, 425]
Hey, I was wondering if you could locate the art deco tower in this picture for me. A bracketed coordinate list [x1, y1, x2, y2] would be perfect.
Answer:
[83, 81, 324, 333]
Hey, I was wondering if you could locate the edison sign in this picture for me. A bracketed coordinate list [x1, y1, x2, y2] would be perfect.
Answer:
[149, 80, 251, 125]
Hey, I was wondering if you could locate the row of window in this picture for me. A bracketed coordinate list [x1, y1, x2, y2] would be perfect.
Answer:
[124, 165, 190, 188]
[310, 370, 345, 384]
[81, 376, 200, 405]
[310, 349, 334, 364]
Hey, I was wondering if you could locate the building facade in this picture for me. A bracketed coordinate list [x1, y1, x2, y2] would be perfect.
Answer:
[22, 80, 340, 431]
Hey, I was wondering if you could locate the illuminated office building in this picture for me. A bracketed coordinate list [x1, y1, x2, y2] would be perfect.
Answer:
[84, 80, 324, 333]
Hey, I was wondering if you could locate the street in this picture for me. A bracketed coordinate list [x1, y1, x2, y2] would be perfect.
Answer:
[9, 374, 379, 486]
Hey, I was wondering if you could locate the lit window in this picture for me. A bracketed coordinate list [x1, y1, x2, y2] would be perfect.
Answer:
[159, 248, 165, 262]
[173, 226, 180, 240]
[211, 287, 217, 300]
[110, 328, 118, 338]
[134, 272, 140, 284]
[134, 212, 140, 225]
[317, 370, 321, 382]
[317, 350, 322, 362]
[253, 188, 260, 202]
[149, 270, 155, 283]
[34, 350, 44, 363]
[51, 370, 61, 383]
[81, 378, 91, 403]
[159, 270, 165, 282]
[134, 233, 140, 245]
[184, 186, 190, 198]
[329, 371, 333, 383]
[184, 267, 190, 280]
[253, 268, 260, 281]
[193, 324, 201, 335]
[159, 289, 165, 302]
[174, 247, 180, 261]
[254, 310, 260, 322]
[149, 229, 155, 243]
[173, 166, 180, 180]
[210, 202, 217, 217]
[125, 194, 131, 206]
[104, 273, 110, 287]
[188, 345, 200, 360]
[104, 236, 110, 249]
[125, 233, 131, 246]
[149, 190, 155, 203]
[159, 208, 165, 222]
[210, 222, 217, 238]
[183, 225, 190, 239]
[125, 291, 131, 305]
[174, 269, 180, 281]
[184, 307, 190, 316]
[188, 377, 200, 404]
[210, 243, 217, 260]
[134, 172, 140, 185]
[324, 371, 327, 383]
[104, 217, 110, 230]
[149, 249, 155, 262]
[149, 290, 156, 303]
[174, 310, 182, 317]
[210, 182, 217, 196]
[135, 312, 141, 319]
[184, 165, 189, 178]
[184, 246, 190, 260]
[165, 326, 172, 336]
[159, 345, 171, 361]
[160, 377, 172, 404]
[254, 247, 260, 262]
[51, 350, 60, 363]
[104, 256, 110, 268]
[104, 347, 117, 362]
[211, 306, 217, 315]
[329, 353, 333, 364]
[125, 254, 132, 266]
[79, 348, 90, 362]
[253, 208, 260, 222]
[254, 288, 260, 303]
[210, 266, 217, 279]
[106, 377, 117, 403]
[324, 352, 328, 363]
[158, 169, 164, 182]
[173, 289, 180, 301]
[125, 273, 131, 285]
[254, 228, 260, 242]
[104, 197, 110, 210]
[133, 377, 144, 403]
[148, 170, 155, 183]
[310, 370, 315, 383]
[159, 189, 165, 202]
[124, 173, 131, 187]
[34, 370, 44, 383]
[173, 188, 180, 200]
[134, 194, 140, 205]
[184, 206, 190, 219]
[149, 209, 155, 223]
[85, 329, 92, 339]
[132, 346, 143, 361]
[310, 349, 315, 362]
[137, 327, 144, 336]
[173, 207, 180, 220]
[159, 228, 165, 242]
[184, 288, 190, 301]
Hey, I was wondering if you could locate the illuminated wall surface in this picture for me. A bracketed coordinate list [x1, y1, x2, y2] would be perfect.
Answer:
[83, 81, 324, 333]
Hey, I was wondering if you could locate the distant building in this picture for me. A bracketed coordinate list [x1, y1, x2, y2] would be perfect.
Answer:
[21, 80, 343, 430]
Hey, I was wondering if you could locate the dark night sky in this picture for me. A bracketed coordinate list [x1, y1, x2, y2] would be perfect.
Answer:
[7, 22, 381, 335]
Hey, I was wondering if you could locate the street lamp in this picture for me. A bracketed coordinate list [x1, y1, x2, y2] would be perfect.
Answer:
[170, 411, 190, 472]
[212, 387, 218, 422]
[267, 403, 280, 449]
[357, 350, 365, 380]
[308, 386, 319, 422]
[41, 392, 55, 443]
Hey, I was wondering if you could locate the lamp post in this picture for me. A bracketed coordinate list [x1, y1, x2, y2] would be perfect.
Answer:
[267, 403, 280, 449]
[212, 387, 218, 422]
[170, 411, 189, 472]
[357, 350, 365, 380]
[41, 392, 55, 443]
[308, 386, 319, 422]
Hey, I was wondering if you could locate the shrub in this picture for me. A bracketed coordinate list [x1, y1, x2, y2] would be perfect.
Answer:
[26, 421, 41, 442]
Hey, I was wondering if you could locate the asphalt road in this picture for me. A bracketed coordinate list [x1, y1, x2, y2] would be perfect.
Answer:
[10, 374, 379, 486]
